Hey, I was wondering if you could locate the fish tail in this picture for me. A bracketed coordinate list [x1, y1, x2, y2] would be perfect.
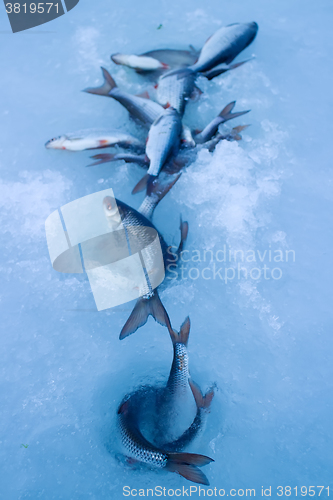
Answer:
[219, 101, 250, 123]
[166, 452, 214, 485]
[229, 124, 250, 141]
[119, 290, 171, 340]
[83, 67, 117, 96]
[189, 379, 215, 410]
[160, 66, 196, 80]
[169, 316, 191, 345]
[132, 174, 152, 194]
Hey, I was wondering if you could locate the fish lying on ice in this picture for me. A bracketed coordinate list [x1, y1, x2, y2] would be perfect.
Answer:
[45, 130, 144, 152]
[102, 175, 188, 339]
[83, 67, 195, 146]
[162, 380, 215, 452]
[111, 47, 200, 74]
[194, 101, 250, 144]
[145, 107, 182, 178]
[167, 22, 258, 77]
[111, 53, 169, 71]
[84, 67, 164, 126]
[117, 388, 214, 485]
[87, 102, 250, 192]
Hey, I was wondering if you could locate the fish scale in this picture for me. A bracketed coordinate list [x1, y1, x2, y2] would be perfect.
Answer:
[156, 71, 196, 116]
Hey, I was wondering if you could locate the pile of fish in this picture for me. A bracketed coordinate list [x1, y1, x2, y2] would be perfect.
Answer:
[46, 21, 258, 485]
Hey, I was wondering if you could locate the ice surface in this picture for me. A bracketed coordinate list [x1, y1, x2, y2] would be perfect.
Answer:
[1, 0, 333, 498]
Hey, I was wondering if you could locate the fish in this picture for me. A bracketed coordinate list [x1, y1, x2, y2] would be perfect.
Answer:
[194, 101, 250, 144]
[146, 107, 182, 178]
[117, 389, 214, 485]
[162, 380, 215, 452]
[45, 129, 144, 152]
[165, 22, 258, 79]
[156, 70, 198, 116]
[111, 53, 169, 71]
[152, 317, 197, 444]
[87, 102, 250, 190]
[111, 47, 200, 74]
[84, 67, 164, 126]
[102, 176, 188, 339]
[84, 67, 196, 145]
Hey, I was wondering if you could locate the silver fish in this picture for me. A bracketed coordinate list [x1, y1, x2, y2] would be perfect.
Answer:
[102, 177, 188, 339]
[111, 53, 169, 71]
[190, 22, 258, 73]
[156, 71, 197, 116]
[117, 389, 213, 485]
[111, 47, 199, 74]
[45, 129, 144, 152]
[162, 380, 215, 452]
[153, 317, 197, 444]
[84, 67, 195, 146]
[146, 107, 182, 177]
[194, 101, 250, 144]
[84, 67, 163, 126]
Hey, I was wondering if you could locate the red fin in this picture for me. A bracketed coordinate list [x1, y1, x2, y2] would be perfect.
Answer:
[154, 84, 158, 89]
[117, 400, 130, 415]
[169, 452, 213, 467]
[161, 62, 169, 69]
[136, 91, 150, 99]
[99, 139, 109, 146]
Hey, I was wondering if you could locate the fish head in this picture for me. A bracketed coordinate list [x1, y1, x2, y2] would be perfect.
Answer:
[45, 135, 68, 149]
[103, 195, 122, 229]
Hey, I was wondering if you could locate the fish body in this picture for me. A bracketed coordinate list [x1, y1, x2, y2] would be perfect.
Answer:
[111, 53, 169, 71]
[156, 71, 197, 116]
[45, 130, 143, 152]
[190, 22, 258, 73]
[84, 68, 164, 126]
[146, 108, 182, 177]
[84, 68, 195, 146]
[154, 318, 196, 444]
[117, 389, 213, 485]
[162, 380, 214, 452]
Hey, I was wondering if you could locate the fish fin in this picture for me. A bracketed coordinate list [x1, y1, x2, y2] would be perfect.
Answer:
[189, 44, 199, 55]
[193, 129, 202, 135]
[87, 154, 117, 166]
[189, 379, 215, 410]
[160, 67, 195, 80]
[161, 62, 170, 69]
[146, 173, 181, 200]
[169, 316, 190, 345]
[229, 124, 250, 141]
[202, 59, 250, 81]
[168, 451, 214, 467]
[136, 91, 150, 99]
[166, 462, 210, 485]
[177, 216, 189, 256]
[83, 67, 117, 96]
[119, 291, 171, 339]
[179, 316, 191, 345]
[132, 174, 151, 194]
[219, 101, 250, 123]
[164, 102, 171, 109]
[190, 85, 203, 101]
[117, 400, 130, 415]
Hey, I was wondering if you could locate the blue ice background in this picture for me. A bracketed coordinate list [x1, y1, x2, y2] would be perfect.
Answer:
[0, 0, 333, 498]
